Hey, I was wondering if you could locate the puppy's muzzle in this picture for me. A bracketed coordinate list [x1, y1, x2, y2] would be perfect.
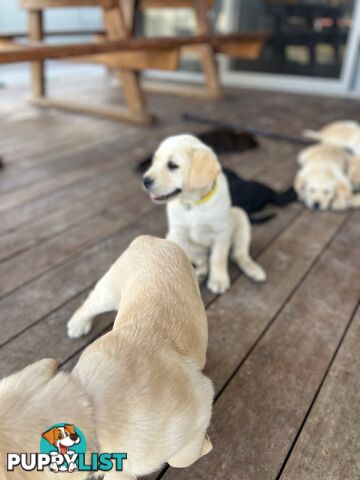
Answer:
[70, 434, 79, 442]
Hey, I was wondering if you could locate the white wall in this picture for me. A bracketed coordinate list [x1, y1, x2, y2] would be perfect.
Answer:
[0, 0, 102, 33]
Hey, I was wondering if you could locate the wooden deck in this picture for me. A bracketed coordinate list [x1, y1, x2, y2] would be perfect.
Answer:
[1, 66, 359, 479]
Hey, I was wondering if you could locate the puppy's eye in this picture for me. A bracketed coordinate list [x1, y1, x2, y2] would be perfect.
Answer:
[167, 161, 179, 171]
[58, 434, 62, 439]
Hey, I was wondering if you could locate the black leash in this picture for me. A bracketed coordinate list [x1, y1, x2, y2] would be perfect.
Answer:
[182, 112, 314, 146]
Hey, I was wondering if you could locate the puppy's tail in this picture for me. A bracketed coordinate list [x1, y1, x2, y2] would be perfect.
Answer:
[302, 129, 321, 141]
[270, 186, 298, 206]
[249, 213, 277, 224]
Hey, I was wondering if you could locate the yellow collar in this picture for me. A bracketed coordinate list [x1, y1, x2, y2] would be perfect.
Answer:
[181, 178, 218, 207]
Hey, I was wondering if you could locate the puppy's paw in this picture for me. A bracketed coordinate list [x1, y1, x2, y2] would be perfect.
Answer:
[67, 317, 92, 339]
[207, 272, 230, 294]
[247, 263, 267, 283]
[332, 197, 350, 211]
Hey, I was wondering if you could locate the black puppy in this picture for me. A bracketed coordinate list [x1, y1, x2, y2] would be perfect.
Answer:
[223, 168, 296, 223]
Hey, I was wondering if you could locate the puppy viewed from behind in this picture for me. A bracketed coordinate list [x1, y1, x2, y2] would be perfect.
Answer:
[142, 134, 266, 294]
[0, 236, 214, 480]
[294, 144, 360, 211]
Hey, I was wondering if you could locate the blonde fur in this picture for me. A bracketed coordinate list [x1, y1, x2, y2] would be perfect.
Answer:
[142, 134, 266, 294]
[303, 121, 360, 188]
[295, 144, 360, 211]
[0, 236, 214, 480]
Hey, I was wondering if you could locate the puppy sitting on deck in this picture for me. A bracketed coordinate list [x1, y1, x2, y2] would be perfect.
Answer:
[142, 134, 266, 294]
[0, 236, 213, 480]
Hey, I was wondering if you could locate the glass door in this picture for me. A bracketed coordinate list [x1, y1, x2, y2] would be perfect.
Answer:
[221, 0, 360, 95]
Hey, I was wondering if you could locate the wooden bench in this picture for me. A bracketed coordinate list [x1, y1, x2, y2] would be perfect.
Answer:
[1, 0, 266, 123]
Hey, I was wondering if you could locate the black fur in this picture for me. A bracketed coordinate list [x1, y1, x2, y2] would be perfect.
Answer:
[224, 168, 297, 223]
[134, 128, 258, 175]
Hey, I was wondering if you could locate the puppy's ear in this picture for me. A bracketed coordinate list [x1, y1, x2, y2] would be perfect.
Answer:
[185, 146, 221, 191]
[348, 156, 360, 186]
[331, 177, 352, 210]
[294, 172, 306, 196]
[65, 424, 76, 435]
[0, 359, 57, 396]
[334, 177, 351, 200]
[42, 427, 57, 446]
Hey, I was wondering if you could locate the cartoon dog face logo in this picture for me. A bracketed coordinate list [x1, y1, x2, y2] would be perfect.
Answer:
[42, 424, 80, 455]
[42, 424, 81, 472]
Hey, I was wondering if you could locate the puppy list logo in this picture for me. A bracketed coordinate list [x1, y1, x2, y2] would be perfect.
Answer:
[7, 422, 127, 474]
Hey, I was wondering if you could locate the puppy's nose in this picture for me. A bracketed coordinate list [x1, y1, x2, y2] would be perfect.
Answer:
[142, 176, 154, 190]
[70, 434, 78, 441]
[313, 201, 320, 210]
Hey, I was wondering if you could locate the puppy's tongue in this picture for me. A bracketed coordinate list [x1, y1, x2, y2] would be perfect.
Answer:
[60, 444, 67, 455]
[149, 193, 157, 200]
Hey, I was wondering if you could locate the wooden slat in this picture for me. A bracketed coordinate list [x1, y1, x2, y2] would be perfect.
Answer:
[159, 212, 359, 480]
[20, 0, 107, 8]
[70, 48, 180, 70]
[0, 33, 267, 64]
[216, 37, 264, 60]
[0, 147, 120, 214]
[0, 29, 106, 39]
[193, 0, 221, 98]
[280, 304, 360, 480]
[29, 96, 154, 123]
[0, 206, 163, 349]
[0, 178, 154, 298]
[0, 178, 129, 261]
[139, 0, 214, 8]
[28, 10, 45, 97]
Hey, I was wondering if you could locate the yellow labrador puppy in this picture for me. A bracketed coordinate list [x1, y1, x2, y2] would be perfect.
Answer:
[0, 236, 214, 480]
[142, 134, 266, 294]
[294, 144, 360, 211]
[303, 120, 360, 187]
[303, 120, 360, 152]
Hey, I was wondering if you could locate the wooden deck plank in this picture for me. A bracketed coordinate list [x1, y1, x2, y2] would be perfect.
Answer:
[0, 207, 165, 349]
[0, 189, 155, 297]
[0, 162, 131, 235]
[0, 147, 122, 213]
[280, 304, 360, 480]
[0, 172, 143, 262]
[159, 212, 359, 480]
[0, 128, 130, 194]
[204, 209, 349, 393]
